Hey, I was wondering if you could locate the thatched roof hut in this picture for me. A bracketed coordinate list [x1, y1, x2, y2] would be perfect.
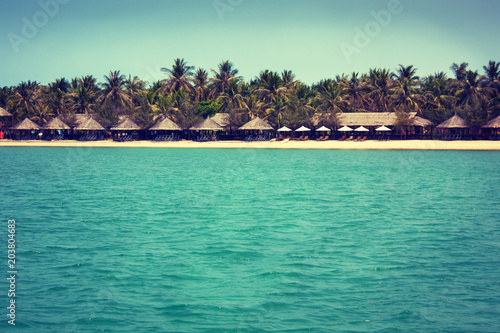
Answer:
[74, 117, 105, 131]
[211, 113, 231, 127]
[482, 115, 500, 129]
[190, 118, 224, 131]
[42, 117, 71, 130]
[239, 117, 274, 130]
[110, 117, 141, 131]
[150, 117, 182, 131]
[0, 107, 12, 117]
[11, 118, 40, 130]
[413, 116, 434, 127]
[436, 115, 468, 129]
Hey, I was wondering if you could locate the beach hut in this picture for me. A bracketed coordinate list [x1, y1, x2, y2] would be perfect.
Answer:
[481, 115, 500, 140]
[74, 117, 105, 141]
[190, 118, 223, 141]
[110, 117, 142, 141]
[436, 115, 469, 140]
[149, 116, 182, 141]
[10, 118, 41, 140]
[41, 117, 71, 140]
[411, 116, 434, 140]
[239, 117, 274, 141]
[0, 107, 13, 139]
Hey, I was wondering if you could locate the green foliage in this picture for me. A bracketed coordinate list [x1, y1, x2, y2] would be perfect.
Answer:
[196, 100, 220, 119]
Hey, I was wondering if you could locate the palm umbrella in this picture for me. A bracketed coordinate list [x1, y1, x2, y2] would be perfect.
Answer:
[375, 126, 392, 131]
[295, 126, 311, 132]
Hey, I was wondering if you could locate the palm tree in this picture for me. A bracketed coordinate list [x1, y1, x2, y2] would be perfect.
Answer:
[241, 93, 264, 119]
[210, 60, 240, 96]
[450, 62, 469, 82]
[254, 70, 288, 104]
[282, 87, 314, 128]
[367, 68, 395, 112]
[281, 70, 297, 89]
[452, 70, 491, 107]
[451, 70, 492, 125]
[216, 79, 245, 112]
[421, 72, 454, 123]
[391, 65, 422, 114]
[45, 78, 71, 117]
[483, 61, 499, 83]
[101, 70, 132, 115]
[9, 81, 40, 121]
[316, 80, 345, 114]
[339, 72, 368, 112]
[161, 58, 194, 93]
[193, 68, 210, 102]
[71, 77, 98, 114]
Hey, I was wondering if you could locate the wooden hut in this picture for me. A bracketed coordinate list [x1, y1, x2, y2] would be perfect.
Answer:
[0, 107, 13, 136]
[238, 117, 274, 141]
[10, 118, 41, 140]
[481, 115, 500, 140]
[110, 117, 141, 141]
[149, 116, 182, 141]
[436, 115, 469, 140]
[190, 118, 224, 141]
[41, 117, 71, 140]
[74, 117, 105, 141]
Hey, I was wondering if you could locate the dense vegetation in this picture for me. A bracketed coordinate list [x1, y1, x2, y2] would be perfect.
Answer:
[1, 59, 499, 129]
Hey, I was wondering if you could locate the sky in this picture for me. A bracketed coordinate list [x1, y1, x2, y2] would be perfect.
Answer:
[1, 0, 499, 87]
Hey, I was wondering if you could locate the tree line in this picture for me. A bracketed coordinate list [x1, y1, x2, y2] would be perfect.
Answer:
[1, 59, 499, 129]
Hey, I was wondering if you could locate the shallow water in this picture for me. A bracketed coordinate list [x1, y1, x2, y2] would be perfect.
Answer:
[1, 147, 499, 332]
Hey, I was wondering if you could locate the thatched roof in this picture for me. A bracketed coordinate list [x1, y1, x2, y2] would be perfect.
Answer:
[57, 114, 91, 127]
[211, 113, 230, 127]
[110, 117, 141, 131]
[482, 115, 500, 128]
[312, 112, 432, 127]
[190, 118, 224, 131]
[11, 118, 40, 130]
[413, 116, 434, 127]
[0, 107, 12, 117]
[436, 114, 468, 129]
[150, 116, 182, 131]
[74, 117, 105, 131]
[42, 117, 70, 130]
[337, 112, 418, 126]
[239, 117, 274, 130]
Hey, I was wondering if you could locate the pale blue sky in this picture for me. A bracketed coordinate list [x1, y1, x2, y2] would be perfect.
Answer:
[1, 0, 499, 86]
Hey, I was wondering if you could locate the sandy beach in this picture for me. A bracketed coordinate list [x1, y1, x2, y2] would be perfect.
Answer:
[1, 139, 499, 150]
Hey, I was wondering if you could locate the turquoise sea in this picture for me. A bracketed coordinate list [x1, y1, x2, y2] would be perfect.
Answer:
[1, 147, 499, 332]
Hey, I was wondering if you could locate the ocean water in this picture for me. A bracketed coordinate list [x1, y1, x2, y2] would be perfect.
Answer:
[0, 147, 499, 332]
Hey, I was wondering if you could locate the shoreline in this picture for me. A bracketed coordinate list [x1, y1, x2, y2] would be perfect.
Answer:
[1, 139, 500, 150]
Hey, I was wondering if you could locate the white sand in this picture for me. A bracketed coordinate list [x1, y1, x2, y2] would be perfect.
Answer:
[1, 139, 499, 150]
